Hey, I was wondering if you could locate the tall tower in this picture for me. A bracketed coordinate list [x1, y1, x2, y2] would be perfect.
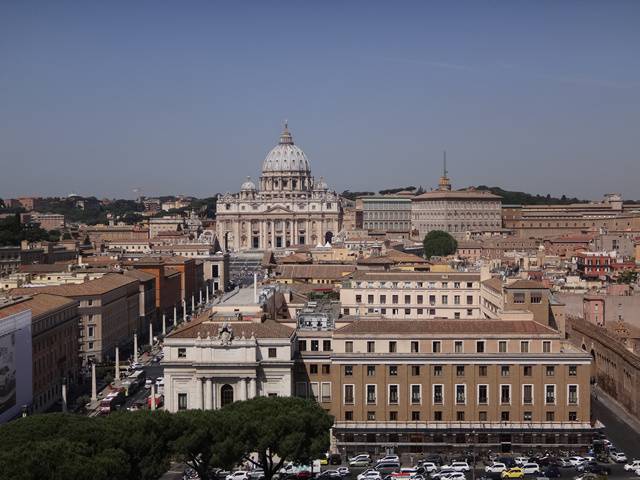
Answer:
[438, 150, 452, 191]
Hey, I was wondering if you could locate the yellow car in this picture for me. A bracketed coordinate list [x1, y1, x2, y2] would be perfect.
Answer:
[501, 468, 525, 479]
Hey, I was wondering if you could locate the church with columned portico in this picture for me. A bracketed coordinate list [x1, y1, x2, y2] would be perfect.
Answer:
[216, 124, 342, 251]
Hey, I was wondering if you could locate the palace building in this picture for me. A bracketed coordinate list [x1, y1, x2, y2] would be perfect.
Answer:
[216, 125, 342, 251]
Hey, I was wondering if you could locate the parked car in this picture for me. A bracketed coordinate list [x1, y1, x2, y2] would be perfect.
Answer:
[317, 471, 342, 480]
[445, 473, 466, 480]
[610, 452, 627, 463]
[350, 455, 372, 467]
[625, 461, 640, 472]
[499, 458, 517, 469]
[423, 455, 444, 466]
[431, 469, 456, 480]
[376, 463, 401, 476]
[226, 472, 250, 480]
[337, 467, 350, 477]
[521, 464, 540, 476]
[418, 463, 438, 474]
[557, 459, 573, 468]
[568, 457, 585, 467]
[444, 462, 470, 473]
[501, 468, 525, 479]
[357, 471, 382, 480]
[514, 458, 529, 467]
[329, 454, 343, 466]
[486, 463, 507, 474]
[377, 456, 401, 465]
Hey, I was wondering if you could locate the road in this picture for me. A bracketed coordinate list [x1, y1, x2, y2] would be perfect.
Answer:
[592, 395, 640, 460]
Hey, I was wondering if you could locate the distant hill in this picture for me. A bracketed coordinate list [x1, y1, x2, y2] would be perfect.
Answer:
[474, 186, 588, 205]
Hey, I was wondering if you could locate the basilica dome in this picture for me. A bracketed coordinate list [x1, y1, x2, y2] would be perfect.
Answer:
[261, 125, 311, 173]
[241, 176, 256, 191]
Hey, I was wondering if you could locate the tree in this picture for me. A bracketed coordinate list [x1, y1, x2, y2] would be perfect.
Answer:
[423, 230, 458, 259]
[225, 397, 333, 480]
[172, 410, 243, 480]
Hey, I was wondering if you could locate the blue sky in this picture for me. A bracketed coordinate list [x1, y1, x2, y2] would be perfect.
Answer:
[1, 1, 639, 199]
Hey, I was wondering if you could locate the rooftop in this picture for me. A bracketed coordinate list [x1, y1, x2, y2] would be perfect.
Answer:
[10, 273, 138, 297]
[0, 293, 77, 321]
[168, 317, 294, 339]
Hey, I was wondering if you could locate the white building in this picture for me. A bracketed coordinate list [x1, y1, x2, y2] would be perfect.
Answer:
[216, 125, 342, 251]
[162, 316, 295, 412]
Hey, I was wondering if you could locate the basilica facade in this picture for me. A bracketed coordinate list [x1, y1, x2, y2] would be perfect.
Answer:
[216, 125, 342, 251]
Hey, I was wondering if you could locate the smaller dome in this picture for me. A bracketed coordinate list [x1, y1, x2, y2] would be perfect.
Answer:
[315, 177, 328, 190]
[241, 176, 256, 191]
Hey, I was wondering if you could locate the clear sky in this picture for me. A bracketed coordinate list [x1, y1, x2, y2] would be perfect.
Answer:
[1, 1, 639, 200]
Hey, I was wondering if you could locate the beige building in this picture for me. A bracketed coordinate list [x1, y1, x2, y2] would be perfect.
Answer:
[297, 318, 594, 455]
[340, 271, 482, 319]
[412, 169, 502, 240]
[216, 125, 342, 251]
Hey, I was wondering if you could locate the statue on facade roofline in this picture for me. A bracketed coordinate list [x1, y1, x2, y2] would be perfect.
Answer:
[217, 321, 234, 346]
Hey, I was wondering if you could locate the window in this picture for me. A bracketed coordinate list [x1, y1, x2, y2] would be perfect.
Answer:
[392, 295, 398, 304]
[523, 365, 533, 376]
[178, 348, 187, 358]
[367, 341, 375, 353]
[434, 411, 442, 421]
[344, 365, 353, 376]
[404, 294, 411, 304]
[311, 340, 319, 351]
[367, 411, 376, 421]
[345, 411, 353, 421]
[479, 411, 488, 421]
[322, 364, 331, 374]
[432, 341, 441, 353]
[355, 294, 362, 303]
[389, 411, 398, 421]
[546, 366, 555, 376]
[501, 411, 510, 422]
[417, 295, 423, 305]
[520, 341, 529, 353]
[411, 365, 420, 376]
[433, 385, 443, 404]
[389, 365, 398, 376]
[379, 294, 386, 304]
[569, 365, 577, 376]
[523, 385, 533, 404]
[411, 385, 421, 404]
[456, 365, 465, 376]
[478, 385, 488, 404]
[531, 293, 542, 304]
[367, 365, 376, 376]
[178, 393, 188, 410]
[344, 385, 354, 404]
[568, 385, 578, 405]
[546, 411, 555, 421]
[429, 295, 436, 305]
[321, 382, 331, 402]
[366, 385, 377, 404]
[367, 294, 374, 304]
[543, 341, 551, 353]
[513, 292, 525, 304]
[323, 340, 332, 351]
[411, 341, 419, 353]
[466, 295, 474, 305]
[87, 326, 94, 338]
[498, 341, 507, 353]
[389, 385, 399, 404]
[545, 385, 556, 404]
[501, 385, 511, 404]
[479, 365, 488, 377]
[454, 341, 463, 353]
[310, 364, 318, 374]
[433, 365, 443, 376]
[476, 341, 485, 353]
[268, 347, 277, 358]
[456, 384, 466, 404]
[523, 411, 532, 421]
[345, 341, 353, 353]
[501, 365, 510, 377]
[298, 340, 307, 351]
[412, 411, 420, 421]
[454, 295, 461, 305]
[456, 411, 465, 421]
[389, 341, 397, 353]
[569, 411, 577, 421]
[467, 309, 473, 316]
[442, 295, 448, 305]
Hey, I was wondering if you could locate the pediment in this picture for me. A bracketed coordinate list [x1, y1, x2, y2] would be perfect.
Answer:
[265, 205, 293, 214]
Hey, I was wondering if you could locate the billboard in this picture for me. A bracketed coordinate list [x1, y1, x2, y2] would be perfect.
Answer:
[0, 309, 32, 424]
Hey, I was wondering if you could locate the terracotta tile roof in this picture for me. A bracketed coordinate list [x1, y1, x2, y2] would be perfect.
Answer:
[168, 318, 294, 339]
[385, 249, 429, 264]
[124, 269, 156, 282]
[348, 270, 479, 282]
[357, 255, 394, 265]
[164, 267, 181, 277]
[274, 264, 356, 280]
[278, 253, 312, 264]
[10, 273, 138, 297]
[335, 318, 556, 336]
[0, 293, 77, 321]
[481, 277, 503, 293]
[19, 263, 71, 273]
[504, 279, 547, 290]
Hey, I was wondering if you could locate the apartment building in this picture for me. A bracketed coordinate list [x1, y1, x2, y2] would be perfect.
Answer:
[296, 318, 594, 455]
[340, 271, 481, 319]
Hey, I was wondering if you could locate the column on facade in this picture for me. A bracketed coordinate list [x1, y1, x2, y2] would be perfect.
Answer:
[239, 379, 246, 401]
[244, 378, 250, 400]
[197, 377, 204, 409]
[204, 378, 212, 410]
[249, 377, 257, 398]
[271, 224, 275, 249]
[211, 381, 217, 409]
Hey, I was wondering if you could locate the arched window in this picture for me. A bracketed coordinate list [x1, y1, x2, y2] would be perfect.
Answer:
[221, 384, 234, 407]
